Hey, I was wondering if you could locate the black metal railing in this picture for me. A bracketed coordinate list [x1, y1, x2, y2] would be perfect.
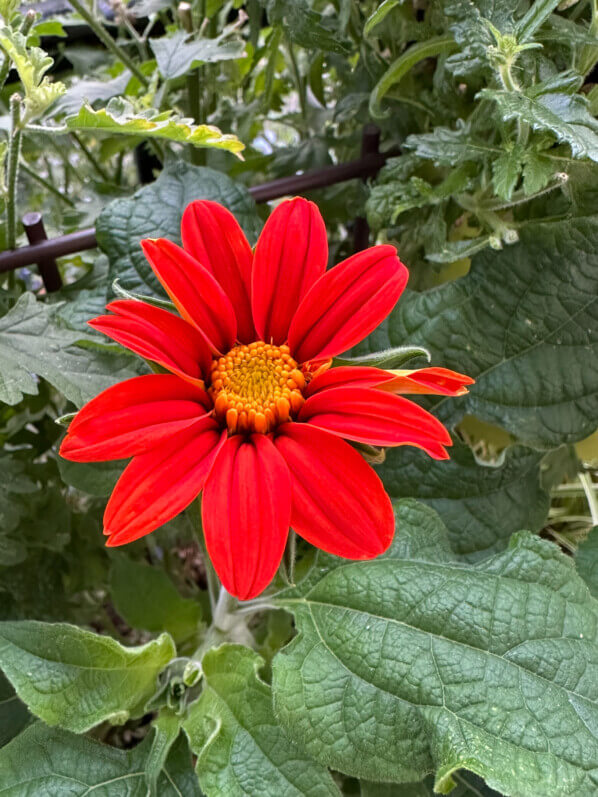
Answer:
[0, 125, 389, 291]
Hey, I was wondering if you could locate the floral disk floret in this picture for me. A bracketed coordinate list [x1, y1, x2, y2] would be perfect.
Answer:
[60, 197, 474, 600]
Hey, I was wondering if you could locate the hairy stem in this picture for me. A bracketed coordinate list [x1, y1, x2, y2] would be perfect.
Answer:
[6, 95, 22, 250]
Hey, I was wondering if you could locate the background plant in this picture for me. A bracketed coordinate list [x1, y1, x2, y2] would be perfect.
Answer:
[0, 1, 598, 795]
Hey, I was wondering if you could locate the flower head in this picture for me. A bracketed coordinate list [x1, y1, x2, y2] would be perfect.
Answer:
[60, 197, 473, 600]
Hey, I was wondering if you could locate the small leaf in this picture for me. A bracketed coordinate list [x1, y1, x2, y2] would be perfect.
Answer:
[334, 345, 430, 369]
[491, 144, 523, 200]
[110, 556, 203, 645]
[0, 23, 65, 118]
[150, 29, 246, 80]
[263, 0, 350, 54]
[66, 98, 244, 155]
[183, 644, 340, 796]
[0, 620, 175, 732]
[57, 458, 123, 496]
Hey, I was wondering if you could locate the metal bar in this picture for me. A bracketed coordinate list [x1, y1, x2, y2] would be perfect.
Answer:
[22, 212, 63, 292]
[0, 227, 97, 273]
[0, 132, 388, 273]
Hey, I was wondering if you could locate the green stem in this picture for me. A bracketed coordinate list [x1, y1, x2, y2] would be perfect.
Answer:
[6, 95, 22, 250]
[70, 131, 111, 182]
[284, 530, 297, 585]
[67, 0, 149, 87]
[19, 160, 76, 206]
[286, 37, 307, 128]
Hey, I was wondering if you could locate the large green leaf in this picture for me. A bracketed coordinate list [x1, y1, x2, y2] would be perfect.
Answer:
[0, 621, 175, 732]
[272, 500, 598, 796]
[66, 99, 244, 155]
[0, 293, 139, 407]
[183, 644, 340, 796]
[150, 30, 246, 79]
[377, 440, 550, 559]
[109, 556, 203, 645]
[96, 163, 261, 294]
[352, 217, 598, 447]
[0, 721, 200, 795]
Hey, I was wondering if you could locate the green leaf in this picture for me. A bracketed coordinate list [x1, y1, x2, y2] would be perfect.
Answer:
[263, 0, 350, 54]
[57, 458, 123, 496]
[491, 144, 523, 200]
[0, 293, 139, 407]
[183, 644, 340, 797]
[0, 671, 29, 748]
[110, 556, 203, 645]
[96, 163, 261, 294]
[369, 36, 457, 118]
[65, 98, 244, 155]
[0, 721, 200, 795]
[405, 124, 499, 166]
[334, 345, 430, 369]
[377, 442, 550, 559]
[481, 90, 598, 162]
[272, 500, 598, 795]
[521, 149, 556, 195]
[364, 0, 400, 36]
[0, 24, 65, 119]
[150, 29, 246, 79]
[145, 710, 184, 796]
[0, 621, 175, 732]
[352, 217, 598, 447]
[51, 70, 131, 116]
[575, 526, 598, 598]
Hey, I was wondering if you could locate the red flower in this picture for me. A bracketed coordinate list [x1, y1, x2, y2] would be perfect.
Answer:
[60, 198, 473, 600]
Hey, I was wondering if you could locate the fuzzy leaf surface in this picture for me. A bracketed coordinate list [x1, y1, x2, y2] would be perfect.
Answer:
[272, 500, 598, 796]
[184, 644, 340, 797]
[0, 621, 175, 732]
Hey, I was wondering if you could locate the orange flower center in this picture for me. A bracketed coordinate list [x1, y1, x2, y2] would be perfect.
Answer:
[209, 342, 305, 434]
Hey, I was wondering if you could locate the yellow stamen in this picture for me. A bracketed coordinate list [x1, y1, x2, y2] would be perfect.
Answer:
[210, 341, 305, 434]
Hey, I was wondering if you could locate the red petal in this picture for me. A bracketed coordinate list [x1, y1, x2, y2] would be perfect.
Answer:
[61, 374, 212, 462]
[181, 201, 255, 343]
[252, 197, 327, 345]
[89, 300, 212, 383]
[379, 367, 475, 396]
[274, 423, 394, 559]
[202, 434, 291, 600]
[141, 238, 236, 353]
[299, 385, 451, 459]
[288, 245, 408, 363]
[305, 365, 392, 396]
[105, 417, 225, 546]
